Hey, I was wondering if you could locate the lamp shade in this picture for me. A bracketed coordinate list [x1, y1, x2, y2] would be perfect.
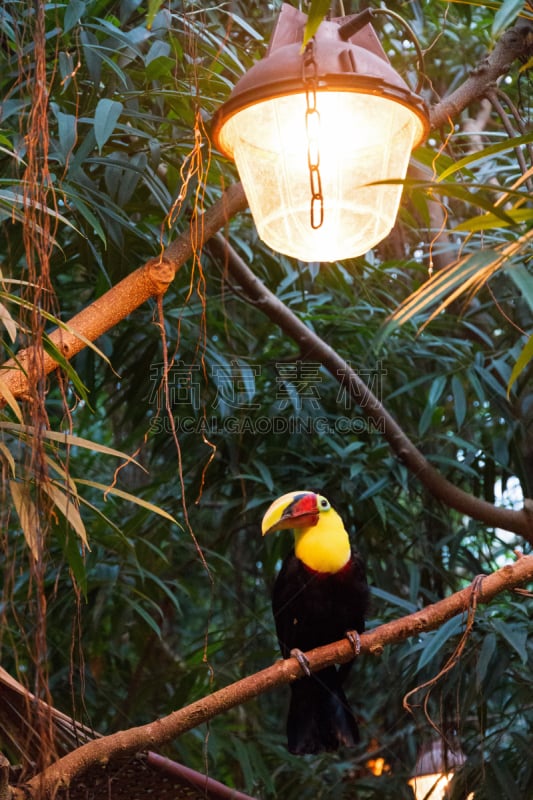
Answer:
[409, 772, 454, 800]
[211, 3, 429, 262]
[408, 739, 472, 800]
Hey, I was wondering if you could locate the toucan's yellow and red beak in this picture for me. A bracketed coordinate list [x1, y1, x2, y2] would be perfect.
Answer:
[261, 491, 320, 536]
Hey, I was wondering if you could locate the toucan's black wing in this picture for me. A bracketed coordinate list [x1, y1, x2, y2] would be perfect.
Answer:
[272, 549, 368, 659]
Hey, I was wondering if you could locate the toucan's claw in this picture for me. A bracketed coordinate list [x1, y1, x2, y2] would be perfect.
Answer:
[290, 648, 312, 677]
[346, 630, 361, 656]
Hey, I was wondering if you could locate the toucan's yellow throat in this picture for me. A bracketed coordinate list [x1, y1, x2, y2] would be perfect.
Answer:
[261, 490, 351, 574]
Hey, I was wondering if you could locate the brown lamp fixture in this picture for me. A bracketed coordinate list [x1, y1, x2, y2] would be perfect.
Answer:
[212, 3, 429, 263]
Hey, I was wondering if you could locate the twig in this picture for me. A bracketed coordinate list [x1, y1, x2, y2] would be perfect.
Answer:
[485, 88, 533, 192]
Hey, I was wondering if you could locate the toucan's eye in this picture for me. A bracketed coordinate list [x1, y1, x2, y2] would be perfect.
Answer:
[317, 495, 330, 511]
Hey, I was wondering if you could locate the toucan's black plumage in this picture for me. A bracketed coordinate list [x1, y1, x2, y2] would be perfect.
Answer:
[262, 491, 368, 755]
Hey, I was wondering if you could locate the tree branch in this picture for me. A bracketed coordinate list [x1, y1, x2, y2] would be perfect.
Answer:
[429, 21, 533, 130]
[207, 234, 533, 542]
[0, 182, 247, 406]
[17, 554, 533, 798]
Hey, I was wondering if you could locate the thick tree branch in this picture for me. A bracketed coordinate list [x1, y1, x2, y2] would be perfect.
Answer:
[208, 234, 533, 542]
[0, 182, 247, 405]
[16, 554, 533, 798]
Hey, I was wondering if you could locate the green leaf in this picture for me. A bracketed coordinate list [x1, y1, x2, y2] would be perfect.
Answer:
[302, 0, 331, 48]
[417, 615, 463, 672]
[65, 188, 107, 244]
[226, 12, 265, 41]
[64, 0, 86, 33]
[507, 333, 533, 396]
[506, 263, 533, 312]
[437, 131, 533, 181]
[492, 618, 529, 664]
[94, 98, 123, 153]
[0, 189, 84, 235]
[42, 334, 92, 406]
[146, 0, 165, 29]
[489, 758, 522, 800]
[492, 0, 525, 38]
[145, 55, 175, 80]
[476, 632, 497, 689]
[122, 594, 162, 638]
[427, 182, 515, 224]
[451, 375, 467, 428]
[55, 109, 77, 160]
[429, 374, 447, 407]
[370, 586, 418, 614]
[454, 207, 533, 232]
[63, 525, 88, 598]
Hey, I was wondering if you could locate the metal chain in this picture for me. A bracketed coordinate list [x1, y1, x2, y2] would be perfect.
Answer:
[302, 40, 324, 230]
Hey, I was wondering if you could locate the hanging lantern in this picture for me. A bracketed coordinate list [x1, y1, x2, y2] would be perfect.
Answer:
[211, 3, 429, 263]
[408, 738, 473, 800]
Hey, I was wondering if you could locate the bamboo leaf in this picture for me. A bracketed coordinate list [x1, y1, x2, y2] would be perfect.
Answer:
[454, 207, 533, 232]
[42, 334, 92, 405]
[146, 0, 165, 29]
[492, 0, 525, 37]
[492, 618, 529, 664]
[0, 442, 16, 476]
[64, 0, 86, 33]
[0, 422, 144, 468]
[0, 377, 24, 423]
[302, 0, 331, 48]
[476, 632, 497, 689]
[387, 249, 501, 328]
[0, 301, 17, 342]
[75, 478, 181, 525]
[122, 594, 162, 638]
[94, 99, 123, 152]
[506, 263, 533, 312]
[507, 333, 533, 397]
[452, 375, 467, 428]
[437, 131, 533, 181]
[41, 481, 90, 549]
[62, 523, 88, 598]
[417, 615, 463, 672]
[0, 189, 84, 235]
[9, 481, 40, 560]
[370, 586, 418, 614]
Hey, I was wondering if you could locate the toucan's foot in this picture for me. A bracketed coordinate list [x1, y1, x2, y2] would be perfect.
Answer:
[290, 648, 311, 677]
[346, 630, 361, 656]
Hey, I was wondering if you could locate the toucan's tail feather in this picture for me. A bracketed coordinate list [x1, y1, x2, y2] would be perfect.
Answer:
[286, 667, 359, 755]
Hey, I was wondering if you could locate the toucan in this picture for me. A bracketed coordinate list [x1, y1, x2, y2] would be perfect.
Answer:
[262, 490, 368, 755]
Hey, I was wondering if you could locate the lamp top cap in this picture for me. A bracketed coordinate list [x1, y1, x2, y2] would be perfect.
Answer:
[269, 2, 389, 63]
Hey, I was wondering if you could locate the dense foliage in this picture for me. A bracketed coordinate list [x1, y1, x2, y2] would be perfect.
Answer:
[0, 1, 532, 798]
